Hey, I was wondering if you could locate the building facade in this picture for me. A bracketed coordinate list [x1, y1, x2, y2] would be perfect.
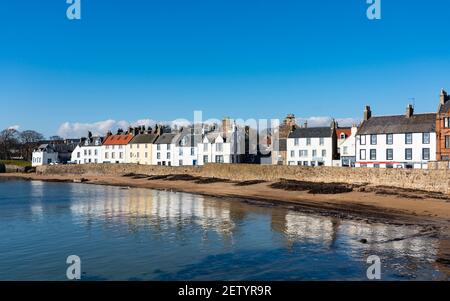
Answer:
[355, 105, 436, 169]
[153, 133, 178, 166]
[32, 144, 59, 166]
[436, 89, 450, 160]
[71, 134, 103, 164]
[127, 133, 158, 165]
[286, 122, 337, 167]
[102, 133, 134, 164]
[173, 129, 200, 166]
[337, 126, 358, 167]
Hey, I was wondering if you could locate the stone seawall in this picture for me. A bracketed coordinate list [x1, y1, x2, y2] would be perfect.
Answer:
[36, 164, 450, 194]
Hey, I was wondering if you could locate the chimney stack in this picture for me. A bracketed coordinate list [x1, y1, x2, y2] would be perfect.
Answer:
[441, 88, 448, 105]
[364, 106, 372, 121]
[406, 104, 414, 118]
[304, 121, 308, 128]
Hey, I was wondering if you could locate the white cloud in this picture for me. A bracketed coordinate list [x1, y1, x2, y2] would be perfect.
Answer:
[8, 125, 20, 131]
[56, 119, 157, 138]
[296, 116, 359, 127]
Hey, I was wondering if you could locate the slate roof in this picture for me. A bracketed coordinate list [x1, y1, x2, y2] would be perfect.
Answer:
[288, 127, 333, 139]
[357, 113, 436, 135]
[129, 134, 158, 144]
[439, 101, 450, 114]
[154, 133, 178, 145]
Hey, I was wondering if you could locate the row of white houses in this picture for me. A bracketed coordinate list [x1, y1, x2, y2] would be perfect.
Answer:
[33, 96, 444, 169]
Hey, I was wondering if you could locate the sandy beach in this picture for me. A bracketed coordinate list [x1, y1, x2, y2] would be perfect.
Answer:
[2, 172, 450, 228]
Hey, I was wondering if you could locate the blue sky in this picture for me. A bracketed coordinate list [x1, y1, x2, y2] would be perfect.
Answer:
[1, 0, 450, 137]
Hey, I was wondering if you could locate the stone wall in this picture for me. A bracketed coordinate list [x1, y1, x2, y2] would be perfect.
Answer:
[37, 163, 450, 194]
[0, 164, 27, 173]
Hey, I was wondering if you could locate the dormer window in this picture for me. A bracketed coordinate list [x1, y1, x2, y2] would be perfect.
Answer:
[340, 133, 346, 139]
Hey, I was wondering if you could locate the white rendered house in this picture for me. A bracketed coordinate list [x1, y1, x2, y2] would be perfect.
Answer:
[101, 134, 134, 164]
[355, 105, 436, 169]
[32, 144, 59, 167]
[286, 123, 337, 167]
[71, 135, 103, 164]
[173, 130, 200, 166]
[153, 133, 178, 166]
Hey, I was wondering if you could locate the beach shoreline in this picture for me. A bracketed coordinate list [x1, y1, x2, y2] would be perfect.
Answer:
[2, 172, 450, 229]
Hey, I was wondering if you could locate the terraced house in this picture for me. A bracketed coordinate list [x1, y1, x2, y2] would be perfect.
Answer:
[286, 121, 338, 167]
[102, 130, 134, 164]
[127, 132, 159, 165]
[71, 133, 103, 164]
[355, 105, 436, 169]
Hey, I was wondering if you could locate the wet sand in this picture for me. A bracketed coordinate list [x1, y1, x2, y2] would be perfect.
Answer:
[2, 172, 450, 229]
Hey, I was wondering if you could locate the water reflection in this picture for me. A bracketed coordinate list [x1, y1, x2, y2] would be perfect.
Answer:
[0, 179, 448, 280]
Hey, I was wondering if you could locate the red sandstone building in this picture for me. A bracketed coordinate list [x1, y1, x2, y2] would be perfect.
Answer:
[436, 89, 450, 160]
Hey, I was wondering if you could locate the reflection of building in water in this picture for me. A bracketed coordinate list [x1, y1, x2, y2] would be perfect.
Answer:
[272, 210, 340, 247]
[70, 187, 240, 238]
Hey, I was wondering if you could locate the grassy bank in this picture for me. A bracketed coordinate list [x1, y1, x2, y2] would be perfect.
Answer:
[0, 160, 31, 167]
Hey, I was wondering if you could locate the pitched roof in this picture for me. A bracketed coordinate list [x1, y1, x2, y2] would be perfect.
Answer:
[336, 128, 352, 139]
[154, 133, 178, 145]
[439, 101, 450, 114]
[129, 134, 158, 144]
[102, 134, 134, 145]
[357, 113, 436, 135]
[288, 127, 333, 139]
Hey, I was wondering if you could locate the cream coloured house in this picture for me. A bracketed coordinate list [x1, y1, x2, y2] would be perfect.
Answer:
[127, 133, 159, 165]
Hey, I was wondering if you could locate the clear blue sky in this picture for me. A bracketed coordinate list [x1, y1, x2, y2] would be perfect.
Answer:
[1, 0, 450, 137]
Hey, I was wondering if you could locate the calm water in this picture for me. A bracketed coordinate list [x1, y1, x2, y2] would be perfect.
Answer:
[0, 179, 449, 281]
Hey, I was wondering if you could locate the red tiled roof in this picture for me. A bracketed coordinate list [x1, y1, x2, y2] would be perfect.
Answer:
[102, 134, 134, 145]
[336, 128, 352, 139]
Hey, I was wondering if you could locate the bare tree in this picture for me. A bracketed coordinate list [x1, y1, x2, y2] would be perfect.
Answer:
[19, 130, 44, 161]
[0, 128, 20, 160]
[49, 135, 63, 141]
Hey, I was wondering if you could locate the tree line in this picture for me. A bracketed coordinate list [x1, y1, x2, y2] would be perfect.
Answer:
[0, 128, 60, 161]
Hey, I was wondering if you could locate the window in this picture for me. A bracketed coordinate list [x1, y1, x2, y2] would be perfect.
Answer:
[422, 148, 430, 160]
[216, 143, 223, 152]
[290, 150, 295, 157]
[94, 150, 98, 156]
[422, 133, 430, 144]
[343, 146, 348, 155]
[405, 133, 412, 144]
[105, 152, 109, 159]
[191, 148, 195, 156]
[167, 152, 171, 159]
[312, 150, 317, 157]
[84, 150, 87, 156]
[446, 136, 450, 149]
[303, 161, 308, 166]
[340, 133, 346, 139]
[373, 164, 380, 168]
[119, 152, 123, 159]
[145, 152, 148, 158]
[294, 138, 299, 146]
[179, 160, 183, 166]
[370, 135, 377, 145]
[360, 149, 366, 160]
[405, 148, 412, 160]
[319, 138, 324, 146]
[88, 150, 91, 156]
[157, 144, 161, 151]
[306, 138, 311, 146]
[322, 150, 326, 157]
[157, 152, 161, 159]
[77, 152, 80, 158]
[360, 135, 366, 145]
[370, 149, 376, 160]
[386, 134, 393, 145]
[386, 149, 393, 160]
[136, 152, 139, 158]
[215, 155, 224, 163]
[203, 144, 208, 152]
[130, 152, 133, 158]
[179, 148, 183, 156]
[445, 117, 450, 128]
[111, 152, 115, 159]
[203, 155, 209, 164]
[167, 144, 171, 151]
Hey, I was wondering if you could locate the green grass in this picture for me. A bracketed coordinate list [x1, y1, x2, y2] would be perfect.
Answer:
[0, 160, 32, 167]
